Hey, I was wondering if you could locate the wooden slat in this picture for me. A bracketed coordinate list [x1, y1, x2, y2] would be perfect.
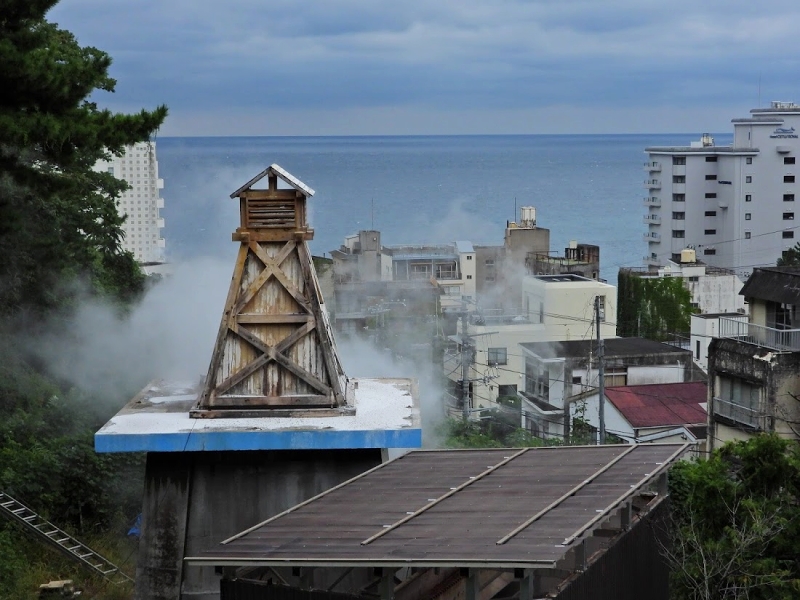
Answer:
[236, 314, 314, 324]
[208, 395, 333, 407]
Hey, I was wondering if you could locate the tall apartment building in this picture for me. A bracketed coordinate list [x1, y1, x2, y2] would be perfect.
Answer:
[644, 101, 800, 279]
[94, 141, 165, 264]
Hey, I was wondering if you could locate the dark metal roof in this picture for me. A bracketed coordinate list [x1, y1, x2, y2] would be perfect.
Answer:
[187, 444, 688, 570]
[520, 337, 688, 360]
[739, 267, 800, 305]
[605, 382, 708, 428]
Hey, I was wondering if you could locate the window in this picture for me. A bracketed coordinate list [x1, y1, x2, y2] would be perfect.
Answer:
[488, 347, 507, 366]
[466, 255, 473, 260]
[597, 296, 606, 321]
[673, 194, 685, 202]
[672, 230, 685, 238]
[746, 176, 752, 183]
[466, 274, 472, 279]
[784, 213, 795, 220]
[704, 248, 716, 255]
[696, 340, 701, 360]
[745, 213, 751, 220]
[785, 157, 796, 165]
[498, 384, 517, 398]
[572, 375, 582, 385]
[745, 194, 752, 202]
[784, 194, 795, 202]
[671, 253, 682, 263]
[605, 368, 627, 387]
[717, 377, 761, 428]
[783, 231, 795, 239]
[484, 260, 495, 266]
[785, 175, 796, 183]
[688, 276, 699, 282]
[704, 210, 717, 217]
[746, 157, 753, 164]
[442, 285, 461, 296]
[107, 167, 114, 175]
[524, 360, 550, 400]
[673, 156, 686, 165]
[705, 193, 717, 198]
[672, 211, 685, 220]
[705, 229, 717, 235]
[745, 231, 751, 239]
[705, 174, 717, 180]
[673, 176, 686, 184]
[705, 156, 718, 162]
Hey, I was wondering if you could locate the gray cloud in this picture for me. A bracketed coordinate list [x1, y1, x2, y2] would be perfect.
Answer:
[49, 0, 800, 134]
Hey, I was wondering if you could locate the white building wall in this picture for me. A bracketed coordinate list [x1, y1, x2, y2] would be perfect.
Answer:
[690, 313, 747, 373]
[94, 141, 165, 264]
[645, 103, 800, 278]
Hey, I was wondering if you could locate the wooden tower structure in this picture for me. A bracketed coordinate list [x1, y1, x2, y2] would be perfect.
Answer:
[192, 165, 347, 417]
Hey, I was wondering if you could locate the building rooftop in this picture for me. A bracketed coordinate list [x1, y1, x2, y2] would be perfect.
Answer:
[521, 337, 690, 360]
[533, 273, 592, 283]
[454, 240, 474, 253]
[605, 382, 707, 428]
[739, 267, 800, 305]
[95, 378, 421, 453]
[693, 312, 747, 319]
[186, 444, 688, 570]
[644, 146, 759, 154]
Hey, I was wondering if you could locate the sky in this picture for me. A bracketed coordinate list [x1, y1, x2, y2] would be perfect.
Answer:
[49, 0, 800, 136]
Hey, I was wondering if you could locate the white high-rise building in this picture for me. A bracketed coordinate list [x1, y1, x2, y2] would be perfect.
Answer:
[644, 102, 800, 279]
[94, 141, 165, 264]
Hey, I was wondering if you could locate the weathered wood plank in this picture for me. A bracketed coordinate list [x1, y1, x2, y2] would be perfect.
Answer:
[236, 314, 314, 325]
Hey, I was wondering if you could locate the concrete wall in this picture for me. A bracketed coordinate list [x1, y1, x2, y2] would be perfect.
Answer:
[136, 449, 382, 600]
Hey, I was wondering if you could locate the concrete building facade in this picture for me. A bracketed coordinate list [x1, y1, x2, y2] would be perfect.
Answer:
[644, 102, 800, 278]
[94, 141, 166, 264]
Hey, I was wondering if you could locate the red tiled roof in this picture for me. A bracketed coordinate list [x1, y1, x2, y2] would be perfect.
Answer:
[605, 382, 707, 428]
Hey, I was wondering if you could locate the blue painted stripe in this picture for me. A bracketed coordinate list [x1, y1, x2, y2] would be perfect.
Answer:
[95, 428, 422, 453]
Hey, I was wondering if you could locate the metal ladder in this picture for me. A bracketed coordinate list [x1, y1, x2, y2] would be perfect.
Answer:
[0, 491, 134, 585]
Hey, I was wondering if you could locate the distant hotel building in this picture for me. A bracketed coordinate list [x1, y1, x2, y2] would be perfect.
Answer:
[94, 141, 165, 264]
[644, 101, 800, 278]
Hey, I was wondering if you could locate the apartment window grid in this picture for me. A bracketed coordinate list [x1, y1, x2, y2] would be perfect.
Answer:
[672, 230, 685, 238]
[785, 156, 796, 165]
[673, 156, 686, 166]
[673, 193, 685, 202]
[672, 212, 685, 220]
[487, 347, 508, 366]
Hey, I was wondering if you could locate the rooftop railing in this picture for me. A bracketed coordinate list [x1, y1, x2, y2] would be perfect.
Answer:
[719, 317, 800, 351]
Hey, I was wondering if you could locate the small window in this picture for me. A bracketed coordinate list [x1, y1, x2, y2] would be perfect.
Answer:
[745, 213, 751, 220]
[783, 231, 795, 239]
[671, 253, 682, 263]
[705, 174, 717, 181]
[785, 175, 796, 183]
[705, 193, 717, 198]
[673, 193, 685, 202]
[466, 274, 472, 279]
[488, 347, 508, 366]
[688, 276, 699, 282]
[672, 212, 685, 220]
[745, 231, 751, 239]
[746, 157, 753, 164]
[704, 249, 716, 255]
[673, 175, 686, 184]
[784, 194, 795, 202]
[745, 194, 752, 202]
[673, 156, 686, 166]
[107, 167, 115, 175]
[572, 375, 582, 385]
[784, 213, 795, 220]
[705, 156, 718, 162]
[672, 230, 685, 238]
[466, 255, 473, 260]
[705, 229, 717, 235]
[484, 259, 495, 266]
[704, 211, 717, 217]
[746, 176, 752, 183]
[785, 157, 796, 165]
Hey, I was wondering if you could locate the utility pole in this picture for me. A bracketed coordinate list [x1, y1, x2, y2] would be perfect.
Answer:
[460, 299, 472, 421]
[595, 296, 606, 444]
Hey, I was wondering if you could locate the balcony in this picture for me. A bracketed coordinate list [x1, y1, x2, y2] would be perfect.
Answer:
[713, 397, 765, 430]
[644, 179, 661, 190]
[719, 317, 800, 351]
[643, 161, 662, 172]
[643, 214, 661, 225]
[643, 196, 661, 206]
[643, 232, 661, 242]
[642, 255, 660, 266]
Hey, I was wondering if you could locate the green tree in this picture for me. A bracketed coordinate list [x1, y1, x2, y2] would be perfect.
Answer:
[617, 269, 695, 340]
[777, 242, 800, 267]
[665, 435, 800, 600]
[0, 0, 167, 314]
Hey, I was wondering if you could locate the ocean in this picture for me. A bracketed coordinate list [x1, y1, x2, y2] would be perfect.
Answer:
[156, 134, 732, 283]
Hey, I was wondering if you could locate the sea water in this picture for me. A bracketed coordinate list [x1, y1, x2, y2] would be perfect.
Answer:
[156, 134, 732, 283]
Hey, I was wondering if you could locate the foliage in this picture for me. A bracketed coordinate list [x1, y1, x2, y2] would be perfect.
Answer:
[617, 269, 695, 340]
[439, 416, 551, 448]
[0, 0, 167, 315]
[665, 435, 800, 600]
[777, 242, 800, 267]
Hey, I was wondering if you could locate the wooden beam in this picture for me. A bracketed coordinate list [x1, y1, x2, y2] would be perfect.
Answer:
[235, 314, 314, 324]
[206, 395, 333, 407]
